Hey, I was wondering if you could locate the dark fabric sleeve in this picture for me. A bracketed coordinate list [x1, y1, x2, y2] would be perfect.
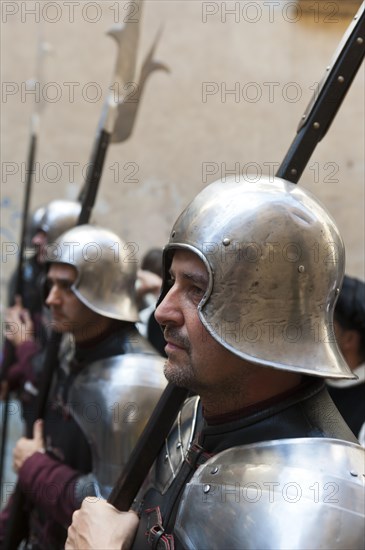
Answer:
[6, 341, 40, 391]
[0, 491, 29, 545]
[17, 452, 80, 527]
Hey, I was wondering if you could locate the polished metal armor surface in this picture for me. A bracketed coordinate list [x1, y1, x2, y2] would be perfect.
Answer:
[48, 224, 140, 322]
[39, 199, 81, 242]
[162, 176, 354, 379]
[68, 353, 167, 498]
[175, 438, 365, 550]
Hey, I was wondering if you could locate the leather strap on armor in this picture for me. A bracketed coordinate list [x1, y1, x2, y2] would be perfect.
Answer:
[185, 443, 213, 469]
[145, 507, 175, 550]
[143, 443, 214, 549]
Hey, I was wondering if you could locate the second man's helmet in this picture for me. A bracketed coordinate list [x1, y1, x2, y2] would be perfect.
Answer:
[47, 224, 139, 322]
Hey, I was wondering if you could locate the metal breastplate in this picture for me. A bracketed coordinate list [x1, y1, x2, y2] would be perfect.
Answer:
[68, 353, 167, 498]
[175, 438, 365, 550]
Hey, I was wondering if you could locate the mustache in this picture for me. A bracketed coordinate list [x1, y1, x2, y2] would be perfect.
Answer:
[164, 327, 191, 352]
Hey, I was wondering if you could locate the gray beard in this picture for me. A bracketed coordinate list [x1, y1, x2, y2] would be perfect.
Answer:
[163, 356, 205, 394]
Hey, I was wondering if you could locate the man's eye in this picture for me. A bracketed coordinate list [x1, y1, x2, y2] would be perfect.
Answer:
[59, 281, 73, 292]
[192, 286, 204, 298]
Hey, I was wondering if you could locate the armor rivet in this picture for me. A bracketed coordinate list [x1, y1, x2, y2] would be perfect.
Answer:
[356, 37, 363, 45]
[335, 287, 340, 295]
[290, 168, 297, 176]
[176, 442, 182, 449]
[171, 231, 176, 238]
[313, 122, 320, 129]
[350, 470, 358, 477]
[211, 467, 219, 474]
[326, 66, 330, 71]
[203, 484, 211, 493]
[298, 265, 305, 273]
[164, 454, 169, 462]
[222, 238, 231, 246]
[337, 75, 345, 84]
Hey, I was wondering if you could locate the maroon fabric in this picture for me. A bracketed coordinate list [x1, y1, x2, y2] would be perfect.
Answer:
[6, 340, 40, 391]
[17, 452, 79, 527]
[1, 310, 44, 392]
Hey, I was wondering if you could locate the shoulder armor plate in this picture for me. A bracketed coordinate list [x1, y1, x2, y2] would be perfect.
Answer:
[69, 353, 167, 498]
[175, 438, 365, 549]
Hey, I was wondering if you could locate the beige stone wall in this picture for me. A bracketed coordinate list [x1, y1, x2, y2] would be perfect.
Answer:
[1, 1, 364, 308]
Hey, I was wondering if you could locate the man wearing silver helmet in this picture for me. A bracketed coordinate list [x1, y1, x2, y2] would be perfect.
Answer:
[6, 204, 45, 313]
[67, 176, 364, 550]
[0, 224, 166, 549]
[1, 200, 83, 431]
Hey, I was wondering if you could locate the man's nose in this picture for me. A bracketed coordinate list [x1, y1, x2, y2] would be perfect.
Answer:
[45, 284, 61, 306]
[155, 286, 183, 327]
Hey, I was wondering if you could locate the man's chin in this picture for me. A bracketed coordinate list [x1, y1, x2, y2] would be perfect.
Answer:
[163, 360, 194, 389]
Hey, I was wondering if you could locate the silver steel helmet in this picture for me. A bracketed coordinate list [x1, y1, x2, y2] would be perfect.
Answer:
[40, 200, 81, 242]
[160, 176, 354, 379]
[47, 224, 139, 322]
[29, 205, 46, 235]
